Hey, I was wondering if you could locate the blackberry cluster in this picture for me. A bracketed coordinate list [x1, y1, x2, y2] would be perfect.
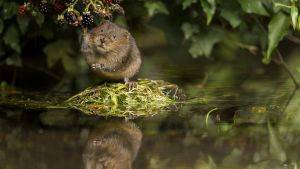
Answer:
[64, 11, 78, 26]
[39, 1, 52, 15]
[81, 12, 94, 27]
[18, 0, 125, 28]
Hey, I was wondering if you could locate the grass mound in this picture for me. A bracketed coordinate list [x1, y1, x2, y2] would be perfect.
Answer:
[67, 79, 185, 117]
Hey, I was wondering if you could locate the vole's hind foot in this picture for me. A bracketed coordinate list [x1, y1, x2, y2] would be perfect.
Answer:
[124, 78, 137, 91]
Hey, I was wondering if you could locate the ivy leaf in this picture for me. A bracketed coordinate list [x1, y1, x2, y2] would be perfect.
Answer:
[0, 19, 3, 34]
[189, 29, 223, 58]
[181, 0, 197, 10]
[237, 0, 269, 16]
[263, 12, 290, 64]
[44, 40, 75, 68]
[181, 22, 199, 40]
[17, 16, 30, 34]
[144, 1, 169, 17]
[200, 0, 216, 25]
[3, 24, 21, 53]
[220, 8, 242, 28]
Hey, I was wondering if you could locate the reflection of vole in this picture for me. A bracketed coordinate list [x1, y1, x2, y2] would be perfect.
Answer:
[81, 21, 142, 82]
[83, 122, 142, 169]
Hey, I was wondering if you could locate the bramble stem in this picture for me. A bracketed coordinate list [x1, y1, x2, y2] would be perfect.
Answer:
[254, 17, 300, 89]
[274, 50, 300, 89]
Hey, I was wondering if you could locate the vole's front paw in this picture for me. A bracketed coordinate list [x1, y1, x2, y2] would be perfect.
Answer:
[91, 63, 116, 72]
[91, 63, 104, 69]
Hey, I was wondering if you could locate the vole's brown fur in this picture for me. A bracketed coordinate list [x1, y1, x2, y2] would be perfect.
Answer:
[81, 21, 141, 82]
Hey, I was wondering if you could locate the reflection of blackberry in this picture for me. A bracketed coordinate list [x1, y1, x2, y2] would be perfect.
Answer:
[64, 11, 78, 25]
[81, 12, 94, 27]
[39, 1, 52, 15]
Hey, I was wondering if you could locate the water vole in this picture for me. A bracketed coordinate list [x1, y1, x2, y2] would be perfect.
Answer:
[81, 21, 142, 83]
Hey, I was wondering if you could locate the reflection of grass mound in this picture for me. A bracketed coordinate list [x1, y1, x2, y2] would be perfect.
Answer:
[67, 79, 185, 117]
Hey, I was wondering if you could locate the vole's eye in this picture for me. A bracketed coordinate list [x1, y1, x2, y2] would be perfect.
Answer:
[100, 29, 104, 32]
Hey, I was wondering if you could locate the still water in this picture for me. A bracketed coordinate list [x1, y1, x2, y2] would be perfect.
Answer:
[1, 46, 300, 169]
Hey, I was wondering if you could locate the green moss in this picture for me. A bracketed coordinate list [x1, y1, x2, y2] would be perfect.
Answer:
[67, 79, 185, 117]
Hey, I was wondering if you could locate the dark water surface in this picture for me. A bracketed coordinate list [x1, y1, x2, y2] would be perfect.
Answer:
[1, 47, 300, 169]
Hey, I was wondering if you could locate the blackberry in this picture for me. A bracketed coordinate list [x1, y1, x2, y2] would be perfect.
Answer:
[57, 15, 65, 26]
[81, 12, 94, 27]
[18, 4, 27, 16]
[53, 1, 66, 13]
[64, 11, 79, 26]
[39, 0, 52, 15]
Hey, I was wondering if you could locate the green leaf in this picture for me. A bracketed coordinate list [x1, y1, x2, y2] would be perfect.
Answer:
[62, 55, 77, 74]
[33, 11, 45, 27]
[144, 1, 169, 17]
[181, 22, 199, 40]
[17, 16, 30, 34]
[220, 8, 242, 28]
[44, 40, 75, 69]
[5, 55, 22, 67]
[237, 0, 269, 16]
[189, 29, 223, 58]
[200, 0, 216, 25]
[3, 24, 21, 53]
[2, 2, 19, 20]
[263, 12, 290, 64]
[181, 0, 197, 10]
[291, 5, 298, 30]
[0, 19, 3, 34]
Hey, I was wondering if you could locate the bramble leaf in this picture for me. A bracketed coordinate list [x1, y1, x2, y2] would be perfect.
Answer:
[181, 0, 197, 10]
[237, 0, 269, 16]
[181, 22, 199, 40]
[0, 19, 3, 34]
[17, 16, 30, 34]
[2, 2, 19, 20]
[263, 12, 290, 64]
[189, 29, 223, 58]
[44, 40, 75, 69]
[291, 5, 298, 30]
[3, 24, 21, 53]
[220, 7, 242, 28]
[144, 1, 169, 17]
[200, 0, 216, 25]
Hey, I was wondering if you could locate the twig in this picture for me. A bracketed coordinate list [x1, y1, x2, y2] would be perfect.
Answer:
[286, 34, 300, 44]
[273, 50, 300, 89]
